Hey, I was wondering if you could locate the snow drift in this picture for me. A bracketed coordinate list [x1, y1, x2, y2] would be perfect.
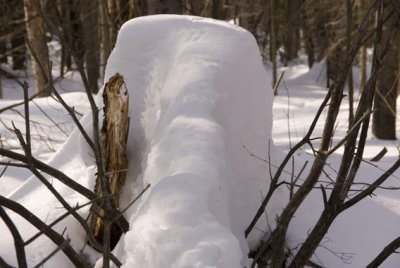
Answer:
[0, 15, 273, 267]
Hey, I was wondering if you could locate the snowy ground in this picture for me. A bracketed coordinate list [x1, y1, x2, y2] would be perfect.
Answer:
[271, 58, 400, 267]
[1, 15, 400, 268]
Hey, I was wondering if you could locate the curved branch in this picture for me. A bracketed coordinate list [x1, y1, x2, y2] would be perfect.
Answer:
[0, 206, 27, 268]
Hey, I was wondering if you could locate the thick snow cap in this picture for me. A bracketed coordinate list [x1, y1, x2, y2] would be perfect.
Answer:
[106, 15, 273, 267]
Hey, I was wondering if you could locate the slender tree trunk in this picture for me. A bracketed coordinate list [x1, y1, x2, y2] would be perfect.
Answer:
[0, 76, 3, 99]
[82, 1, 100, 93]
[212, 0, 222, 19]
[360, 46, 367, 91]
[11, 27, 26, 70]
[271, 0, 277, 88]
[302, 1, 315, 68]
[0, 40, 6, 63]
[24, 0, 51, 96]
[146, 0, 183, 14]
[0, 2, 6, 64]
[359, 0, 369, 93]
[100, 0, 111, 82]
[238, 1, 259, 40]
[284, 0, 297, 65]
[130, 0, 147, 17]
[107, 0, 118, 45]
[372, 3, 398, 140]
[11, 0, 26, 70]
[347, 0, 354, 126]
[63, 0, 73, 70]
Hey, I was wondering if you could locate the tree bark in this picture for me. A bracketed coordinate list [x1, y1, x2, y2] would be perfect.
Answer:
[81, 1, 100, 93]
[270, 0, 277, 88]
[372, 2, 398, 140]
[284, 0, 298, 65]
[212, 0, 222, 19]
[147, 0, 183, 14]
[99, 0, 111, 81]
[347, 0, 354, 126]
[367, 236, 400, 268]
[90, 73, 129, 249]
[24, 0, 51, 97]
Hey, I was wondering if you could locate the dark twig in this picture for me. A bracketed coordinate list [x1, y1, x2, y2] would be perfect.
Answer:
[0, 91, 44, 114]
[370, 147, 388, 162]
[367, 236, 400, 268]
[0, 206, 27, 268]
[0, 195, 90, 268]
[245, 88, 332, 238]
[33, 236, 70, 268]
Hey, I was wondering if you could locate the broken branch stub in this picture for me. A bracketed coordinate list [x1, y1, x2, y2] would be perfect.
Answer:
[90, 73, 129, 249]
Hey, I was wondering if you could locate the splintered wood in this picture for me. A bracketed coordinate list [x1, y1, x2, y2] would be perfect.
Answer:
[90, 73, 129, 248]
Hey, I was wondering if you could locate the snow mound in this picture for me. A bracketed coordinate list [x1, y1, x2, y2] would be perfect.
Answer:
[106, 15, 273, 267]
[0, 15, 273, 267]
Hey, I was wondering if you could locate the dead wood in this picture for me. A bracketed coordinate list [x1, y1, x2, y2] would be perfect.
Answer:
[90, 73, 129, 250]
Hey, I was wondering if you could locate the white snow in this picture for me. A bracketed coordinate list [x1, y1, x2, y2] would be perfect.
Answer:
[0, 15, 273, 267]
[1, 14, 400, 268]
[105, 15, 273, 267]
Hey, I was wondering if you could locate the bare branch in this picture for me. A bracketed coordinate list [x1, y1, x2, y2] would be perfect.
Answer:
[0, 195, 90, 268]
[367, 236, 400, 268]
[0, 206, 27, 268]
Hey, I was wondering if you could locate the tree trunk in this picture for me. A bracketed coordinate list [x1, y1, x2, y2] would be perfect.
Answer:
[301, 1, 315, 68]
[99, 0, 111, 82]
[0, 40, 6, 63]
[359, 0, 368, 92]
[372, 3, 398, 140]
[284, 0, 297, 65]
[128, 0, 148, 17]
[270, 0, 277, 88]
[0, 0, 6, 64]
[146, 0, 183, 14]
[360, 46, 367, 91]
[81, 1, 100, 93]
[90, 73, 129, 249]
[10, 27, 26, 70]
[212, 0, 223, 19]
[107, 0, 118, 46]
[24, 0, 51, 97]
[11, 0, 26, 70]
[326, 1, 346, 86]
[62, 0, 73, 71]
[347, 0, 354, 126]
[0, 76, 2, 99]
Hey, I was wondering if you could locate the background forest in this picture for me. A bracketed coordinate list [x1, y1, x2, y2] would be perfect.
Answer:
[1, 1, 400, 268]
[1, 0, 397, 139]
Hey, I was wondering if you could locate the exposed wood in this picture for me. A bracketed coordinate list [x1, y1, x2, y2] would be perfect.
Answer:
[90, 73, 129, 249]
